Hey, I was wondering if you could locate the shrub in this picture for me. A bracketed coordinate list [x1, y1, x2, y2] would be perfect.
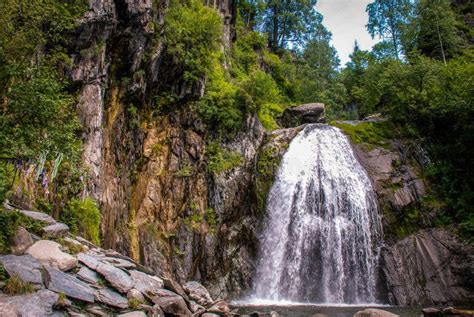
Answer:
[3, 275, 35, 295]
[62, 198, 101, 245]
[206, 142, 243, 175]
[164, 0, 223, 83]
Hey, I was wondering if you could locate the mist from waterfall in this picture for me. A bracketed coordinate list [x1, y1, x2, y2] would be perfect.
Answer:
[253, 124, 382, 304]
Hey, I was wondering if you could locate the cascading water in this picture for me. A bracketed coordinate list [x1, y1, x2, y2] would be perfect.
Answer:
[253, 124, 382, 304]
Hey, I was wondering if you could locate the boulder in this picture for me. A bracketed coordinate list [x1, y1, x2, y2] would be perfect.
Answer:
[26, 240, 77, 271]
[95, 288, 129, 309]
[77, 266, 101, 285]
[207, 299, 230, 314]
[422, 308, 442, 316]
[16, 209, 57, 224]
[162, 277, 189, 302]
[0, 254, 43, 286]
[0, 289, 58, 316]
[9, 226, 34, 255]
[151, 294, 192, 316]
[42, 222, 70, 238]
[117, 312, 147, 317]
[127, 288, 145, 303]
[280, 103, 325, 127]
[130, 269, 163, 297]
[353, 309, 399, 317]
[183, 281, 213, 306]
[77, 253, 102, 269]
[95, 261, 133, 293]
[43, 266, 95, 303]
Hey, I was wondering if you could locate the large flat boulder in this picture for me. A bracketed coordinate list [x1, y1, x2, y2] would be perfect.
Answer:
[0, 254, 43, 286]
[130, 269, 163, 297]
[96, 262, 133, 293]
[280, 103, 325, 127]
[42, 222, 70, 238]
[354, 309, 399, 317]
[26, 240, 77, 271]
[44, 266, 95, 303]
[95, 288, 128, 309]
[0, 289, 58, 316]
[16, 209, 57, 224]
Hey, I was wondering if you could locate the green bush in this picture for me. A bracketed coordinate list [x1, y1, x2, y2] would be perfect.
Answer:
[206, 142, 243, 175]
[164, 0, 223, 83]
[62, 198, 101, 245]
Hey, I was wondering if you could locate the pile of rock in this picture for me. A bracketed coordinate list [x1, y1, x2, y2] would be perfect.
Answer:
[0, 207, 231, 316]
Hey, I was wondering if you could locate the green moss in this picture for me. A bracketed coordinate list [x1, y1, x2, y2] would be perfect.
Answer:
[330, 121, 395, 149]
[128, 298, 142, 309]
[206, 142, 243, 175]
[56, 238, 86, 255]
[0, 209, 46, 253]
[0, 265, 7, 281]
[61, 198, 101, 245]
[175, 165, 194, 177]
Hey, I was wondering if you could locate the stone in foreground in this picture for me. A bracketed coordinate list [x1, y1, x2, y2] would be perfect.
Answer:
[96, 261, 133, 293]
[44, 266, 95, 303]
[95, 288, 129, 309]
[0, 289, 58, 316]
[10, 226, 34, 255]
[0, 254, 44, 286]
[26, 240, 77, 271]
[183, 281, 213, 306]
[353, 308, 399, 317]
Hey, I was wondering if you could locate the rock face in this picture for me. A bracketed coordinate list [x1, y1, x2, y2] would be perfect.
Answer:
[0, 254, 44, 286]
[381, 228, 474, 306]
[280, 103, 325, 127]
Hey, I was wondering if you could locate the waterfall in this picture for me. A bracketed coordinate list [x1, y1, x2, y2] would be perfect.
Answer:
[253, 124, 382, 304]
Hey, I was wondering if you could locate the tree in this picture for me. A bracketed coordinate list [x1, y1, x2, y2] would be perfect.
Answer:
[366, 0, 414, 59]
[416, 0, 462, 63]
[262, 0, 321, 50]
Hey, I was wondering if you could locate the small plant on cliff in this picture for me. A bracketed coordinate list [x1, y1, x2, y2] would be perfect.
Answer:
[206, 142, 243, 175]
[164, 0, 223, 83]
[3, 275, 35, 295]
[62, 198, 101, 245]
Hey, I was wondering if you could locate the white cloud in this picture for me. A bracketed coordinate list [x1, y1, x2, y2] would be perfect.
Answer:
[316, 0, 379, 65]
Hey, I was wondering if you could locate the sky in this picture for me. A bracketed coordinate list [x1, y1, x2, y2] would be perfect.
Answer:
[316, 0, 379, 66]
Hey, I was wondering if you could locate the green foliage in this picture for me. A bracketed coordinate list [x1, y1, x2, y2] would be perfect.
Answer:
[0, 265, 7, 281]
[56, 238, 86, 254]
[175, 164, 193, 177]
[0, 164, 14, 203]
[330, 121, 394, 148]
[164, 0, 223, 83]
[3, 275, 35, 295]
[62, 198, 101, 245]
[206, 142, 243, 175]
[128, 298, 142, 309]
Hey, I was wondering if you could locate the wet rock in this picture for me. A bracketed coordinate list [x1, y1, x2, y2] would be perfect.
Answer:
[353, 309, 399, 317]
[77, 266, 101, 285]
[117, 312, 147, 317]
[44, 266, 95, 303]
[381, 229, 474, 306]
[207, 299, 230, 314]
[422, 308, 442, 316]
[95, 288, 128, 309]
[130, 270, 164, 296]
[280, 103, 325, 127]
[151, 293, 192, 316]
[42, 222, 70, 238]
[189, 300, 205, 314]
[127, 288, 145, 302]
[0, 254, 44, 286]
[0, 289, 59, 316]
[16, 209, 57, 224]
[26, 240, 77, 271]
[183, 281, 213, 306]
[9, 226, 34, 255]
